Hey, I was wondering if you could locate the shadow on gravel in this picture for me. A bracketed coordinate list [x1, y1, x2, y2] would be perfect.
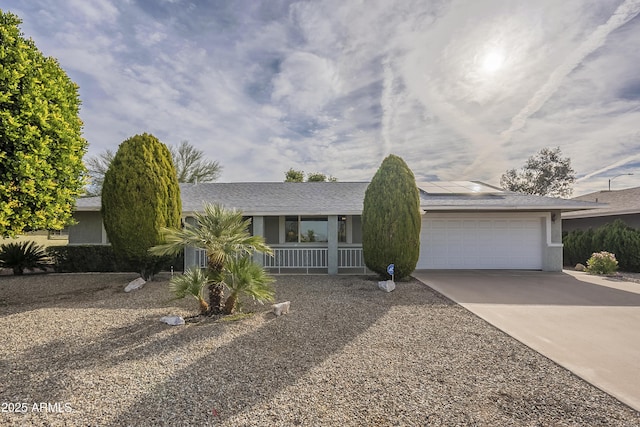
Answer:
[0, 273, 175, 317]
[104, 275, 449, 426]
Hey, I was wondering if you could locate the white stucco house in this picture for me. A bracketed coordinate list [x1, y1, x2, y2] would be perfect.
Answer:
[70, 181, 600, 273]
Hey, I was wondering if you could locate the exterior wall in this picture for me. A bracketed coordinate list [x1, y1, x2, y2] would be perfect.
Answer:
[68, 211, 106, 245]
[542, 210, 563, 272]
[562, 213, 640, 231]
[351, 216, 363, 244]
[264, 216, 280, 244]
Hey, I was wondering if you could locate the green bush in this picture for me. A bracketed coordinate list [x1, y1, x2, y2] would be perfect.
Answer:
[362, 154, 421, 279]
[0, 241, 50, 275]
[46, 245, 183, 273]
[101, 133, 182, 280]
[563, 220, 640, 272]
[586, 251, 618, 275]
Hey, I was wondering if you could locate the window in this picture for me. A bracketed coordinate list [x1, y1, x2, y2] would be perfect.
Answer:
[300, 217, 328, 242]
[285, 216, 329, 243]
[48, 227, 69, 240]
[285, 216, 299, 242]
[338, 216, 347, 243]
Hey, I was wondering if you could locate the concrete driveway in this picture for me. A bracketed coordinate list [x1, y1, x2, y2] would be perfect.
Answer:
[413, 270, 640, 411]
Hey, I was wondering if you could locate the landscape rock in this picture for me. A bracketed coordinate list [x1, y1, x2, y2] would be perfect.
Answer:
[378, 280, 396, 292]
[575, 263, 586, 272]
[160, 315, 185, 326]
[272, 301, 291, 316]
[124, 277, 146, 293]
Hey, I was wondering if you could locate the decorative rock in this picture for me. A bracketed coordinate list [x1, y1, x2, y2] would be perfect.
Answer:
[378, 280, 396, 292]
[575, 263, 586, 272]
[124, 277, 146, 292]
[272, 301, 291, 316]
[160, 316, 185, 326]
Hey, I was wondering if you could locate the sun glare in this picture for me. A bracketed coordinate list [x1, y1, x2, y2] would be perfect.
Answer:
[481, 50, 505, 73]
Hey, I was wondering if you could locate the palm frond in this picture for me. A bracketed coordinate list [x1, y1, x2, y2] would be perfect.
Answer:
[223, 256, 275, 303]
[169, 268, 210, 301]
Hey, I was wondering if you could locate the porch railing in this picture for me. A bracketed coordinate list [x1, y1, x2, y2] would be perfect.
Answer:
[264, 247, 328, 274]
[194, 246, 366, 274]
[338, 247, 366, 271]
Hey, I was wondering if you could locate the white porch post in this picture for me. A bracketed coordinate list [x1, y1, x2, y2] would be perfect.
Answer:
[328, 215, 338, 275]
[252, 216, 265, 267]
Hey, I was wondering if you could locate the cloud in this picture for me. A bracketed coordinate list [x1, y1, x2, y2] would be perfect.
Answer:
[3, 0, 640, 194]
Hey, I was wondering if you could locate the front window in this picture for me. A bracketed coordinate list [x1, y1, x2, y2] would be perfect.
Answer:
[300, 217, 328, 242]
[285, 216, 329, 243]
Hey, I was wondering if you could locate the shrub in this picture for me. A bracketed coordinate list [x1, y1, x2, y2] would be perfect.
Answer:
[0, 241, 50, 275]
[101, 133, 182, 280]
[362, 154, 421, 279]
[46, 245, 182, 273]
[563, 220, 640, 272]
[586, 251, 618, 275]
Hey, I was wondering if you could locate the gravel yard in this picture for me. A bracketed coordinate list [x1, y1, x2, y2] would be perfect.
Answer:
[1, 273, 639, 426]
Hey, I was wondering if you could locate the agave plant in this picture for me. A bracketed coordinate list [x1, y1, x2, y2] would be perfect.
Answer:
[0, 241, 50, 275]
[222, 256, 275, 315]
[169, 267, 211, 314]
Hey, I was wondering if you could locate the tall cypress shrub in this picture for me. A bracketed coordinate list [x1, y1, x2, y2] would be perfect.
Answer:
[362, 154, 421, 279]
[101, 133, 181, 279]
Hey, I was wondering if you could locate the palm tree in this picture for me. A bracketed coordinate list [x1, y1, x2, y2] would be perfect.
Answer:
[168, 267, 210, 314]
[222, 256, 275, 314]
[149, 203, 272, 314]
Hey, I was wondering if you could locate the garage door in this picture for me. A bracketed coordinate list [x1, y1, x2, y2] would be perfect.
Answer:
[417, 214, 543, 269]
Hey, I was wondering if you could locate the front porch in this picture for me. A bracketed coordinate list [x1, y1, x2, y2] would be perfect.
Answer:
[185, 213, 365, 275]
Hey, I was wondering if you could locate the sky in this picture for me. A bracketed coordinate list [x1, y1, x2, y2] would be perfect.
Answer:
[4, 0, 640, 195]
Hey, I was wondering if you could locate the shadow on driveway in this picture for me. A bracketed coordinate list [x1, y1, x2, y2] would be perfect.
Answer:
[415, 270, 640, 306]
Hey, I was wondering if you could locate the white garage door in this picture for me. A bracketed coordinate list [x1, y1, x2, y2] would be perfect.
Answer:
[418, 214, 543, 269]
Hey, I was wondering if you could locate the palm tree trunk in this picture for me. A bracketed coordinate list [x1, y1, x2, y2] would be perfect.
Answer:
[207, 282, 224, 315]
[205, 257, 225, 315]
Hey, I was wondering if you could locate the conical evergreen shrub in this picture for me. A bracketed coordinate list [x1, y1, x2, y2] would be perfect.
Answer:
[362, 154, 421, 279]
[101, 133, 182, 279]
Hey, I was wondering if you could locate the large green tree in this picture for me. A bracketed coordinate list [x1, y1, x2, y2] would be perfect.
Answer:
[101, 133, 181, 279]
[0, 10, 87, 237]
[500, 147, 575, 197]
[85, 140, 221, 196]
[362, 154, 421, 280]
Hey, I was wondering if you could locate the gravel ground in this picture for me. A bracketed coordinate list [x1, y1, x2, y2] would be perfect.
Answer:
[1, 273, 639, 426]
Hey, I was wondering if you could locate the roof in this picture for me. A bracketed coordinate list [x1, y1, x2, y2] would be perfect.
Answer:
[419, 191, 601, 212]
[563, 187, 640, 219]
[75, 182, 601, 215]
[180, 182, 368, 215]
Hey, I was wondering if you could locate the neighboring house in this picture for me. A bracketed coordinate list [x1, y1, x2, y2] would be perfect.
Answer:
[563, 186, 640, 232]
[70, 181, 600, 273]
[0, 229, 69, 247]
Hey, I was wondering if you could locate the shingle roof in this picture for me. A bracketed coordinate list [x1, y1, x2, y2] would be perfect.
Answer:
[180, 182, 368, 215]
[563, 187, 640, 219]
[74, 182, 601, 215]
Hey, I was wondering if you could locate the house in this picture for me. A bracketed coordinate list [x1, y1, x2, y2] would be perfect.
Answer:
[563, 186, 640, 232]
[70, 181, 600, 273]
